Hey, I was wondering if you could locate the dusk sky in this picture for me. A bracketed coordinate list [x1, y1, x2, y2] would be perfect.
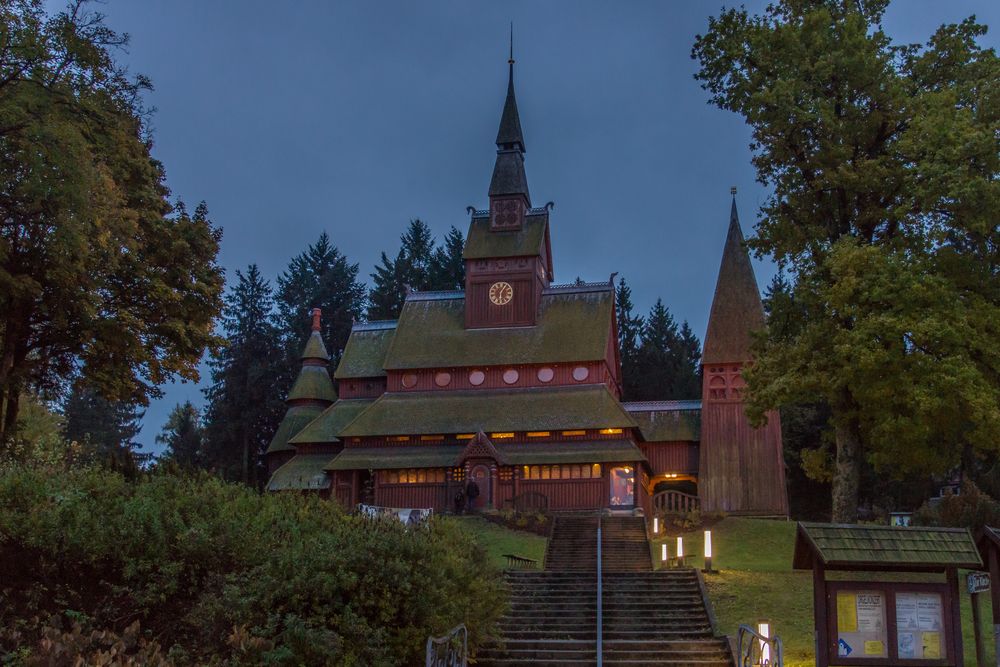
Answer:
[75, 1, 1000, 454]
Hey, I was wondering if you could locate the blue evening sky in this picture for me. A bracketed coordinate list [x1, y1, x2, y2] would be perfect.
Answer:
[61, 1, 999, 454]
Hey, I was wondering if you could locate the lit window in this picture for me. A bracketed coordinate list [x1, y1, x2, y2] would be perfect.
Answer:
[592, 464, 602, 478]
[456, 433, 475, 440]
[527, 431, 551, 438]
[420, 435, 444, 441]
[562, 430, 586, 436]
[387, 435, 410, 442]
[491, 432, 514, 439]
[599, 428, 623, 435]
[385, 468, 446, 484]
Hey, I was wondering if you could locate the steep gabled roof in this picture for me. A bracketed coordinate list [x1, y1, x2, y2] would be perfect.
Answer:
[288, 398, 376, 445]
[463, 211, 548, 260]
[383, 285, 614, 370]
[265, 404, 327, 455]
[334, 321, 396, 380]
[625, 404, 701, 442]
[267, 454, 333, 491]
[703, 198, 766, 365]
[339, 384, 636, 438]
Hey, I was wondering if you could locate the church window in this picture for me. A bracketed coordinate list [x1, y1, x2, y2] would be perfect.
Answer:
[384, 468, 446, 484]
[592, 464, 602, 478]
[456, 433, 475, 440]
[600, 428, 623, 435]
[491, 432, 514, 439]
[537, 367, 554, 383]
[572, 366, 589, 381]
[387, 435, 410, 442]
[527, 431, 550, 437]
[561, 430, 586, 436]
[502, 369, 519, 384]
[401, 373, 418, 388]
[420, 435, 444, 441]
[434, 371, 452, 387]
[521, 464, 603, 480]
[469, 370, 485, 386]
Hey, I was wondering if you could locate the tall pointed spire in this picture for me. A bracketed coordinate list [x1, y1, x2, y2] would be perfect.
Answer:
[489, 27, 530, 210]
[702, 190, 766, 364]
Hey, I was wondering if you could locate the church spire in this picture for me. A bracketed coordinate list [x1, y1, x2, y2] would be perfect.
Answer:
[488, 30, 530, 220]
[702, 190, 766, 365]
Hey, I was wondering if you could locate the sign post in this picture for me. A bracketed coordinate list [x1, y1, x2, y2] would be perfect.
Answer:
[967, 572, 991, 667]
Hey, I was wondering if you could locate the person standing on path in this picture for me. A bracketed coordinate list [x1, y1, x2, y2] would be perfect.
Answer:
[465, 478, 480, 513]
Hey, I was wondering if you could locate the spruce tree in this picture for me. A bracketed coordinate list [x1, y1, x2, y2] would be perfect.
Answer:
[62, 385, 144, 474]
[428, 226, 466, 290]
[156, 401, 204, 468]
[635, 300, 681, 400]
[367, 250, 409, 320]
[202, 265, 285, 486]
[277, 233, 366, 371]
[367, 219, 447, 319]
[675, 321, 702, 398]
[615, 278, 644, 401]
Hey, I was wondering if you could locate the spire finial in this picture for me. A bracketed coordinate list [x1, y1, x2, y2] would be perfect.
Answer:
[730, 186, 737, 197]
[509, 23, 514, 65]
[311, 308, 322, 332]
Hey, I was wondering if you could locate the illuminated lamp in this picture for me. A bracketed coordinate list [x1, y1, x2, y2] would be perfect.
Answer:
[758, 620, 772, 664]
[653, 517, 659, 534]
[677, 536, 685, 566]
[703, 530, 715, 573]
[661, 543, 668, 563]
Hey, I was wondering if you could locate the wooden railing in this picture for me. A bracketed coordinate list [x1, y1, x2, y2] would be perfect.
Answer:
[737, 624, 783, 667]
[652, 490, 700, 514]
[425, 624, 467, 667]
[502, 553, 538, 569]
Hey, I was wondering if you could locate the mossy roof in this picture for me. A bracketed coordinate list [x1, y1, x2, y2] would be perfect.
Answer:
[265, 404, 327, 455]
[301, 331, 330, 361]
[463, 213, 547, 259]
[334, 326, 396, 379]
[793, 522, 982, 571]
[383, 288, 613, 370]
[324, 439, 645, 471]
[287, 366, 337, 403]
[266, 454, 332, 491]
[288, 399, 376, 445]
[339, 385, 636, 437]
[626, 406, 701, 442]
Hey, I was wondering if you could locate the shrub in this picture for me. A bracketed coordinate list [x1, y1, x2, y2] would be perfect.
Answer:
[913, 481, 1000, 530]
[0, 464, 505, 665]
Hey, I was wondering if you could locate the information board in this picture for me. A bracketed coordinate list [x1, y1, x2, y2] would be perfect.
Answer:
[836, 590, 888, 659]
[895, 592, 944, 660]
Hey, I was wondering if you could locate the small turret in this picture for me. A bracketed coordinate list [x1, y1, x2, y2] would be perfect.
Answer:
[488, 40, 530, 230]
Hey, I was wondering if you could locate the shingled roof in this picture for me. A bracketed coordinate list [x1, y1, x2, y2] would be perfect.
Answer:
[265, 404, 327, 455]
[463, 212, 548, 260]
[702, 198, 766, 365]
[288, 398, 376, 445]
[489, 60, 530, 201]
[625, 403, 701, 442]
[383, 286, 614, 370]
[266, 454, 333, 491]
[793, 522, 982, 571]
[335, 322, 396, 380]
[287, 365, 336, 403]
[339, 384, 636, 437]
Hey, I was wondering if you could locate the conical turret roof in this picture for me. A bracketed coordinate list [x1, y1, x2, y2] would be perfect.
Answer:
[702, 196, 766, 365]
[488, 60, 530, 202]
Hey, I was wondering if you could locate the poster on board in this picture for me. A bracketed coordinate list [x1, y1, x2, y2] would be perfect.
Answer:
[836, 591, 888, 659]
[896, 592, 945, 660]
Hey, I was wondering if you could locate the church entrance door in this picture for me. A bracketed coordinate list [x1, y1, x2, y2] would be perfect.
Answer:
[470, 464, 491, 510]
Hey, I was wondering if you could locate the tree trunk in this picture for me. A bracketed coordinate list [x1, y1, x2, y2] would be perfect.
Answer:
[241, 432, 249, 486]
[831, 417, 862, 523]
[1, 390, 20, 449]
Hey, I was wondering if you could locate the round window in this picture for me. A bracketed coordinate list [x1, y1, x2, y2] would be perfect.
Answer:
[502, 369, 519, 385]
[469, 370, 485, 386]
[537, 367, 554, 383]
[434, 371, 452, 387]
[572, 366, 589, 382]
[401, 373, 418, 388]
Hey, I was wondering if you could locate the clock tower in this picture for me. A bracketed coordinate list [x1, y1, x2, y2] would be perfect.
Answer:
[463, 53, 553, 329]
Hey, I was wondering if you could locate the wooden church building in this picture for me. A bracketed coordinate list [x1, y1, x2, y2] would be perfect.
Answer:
[264, 58, 788, 517]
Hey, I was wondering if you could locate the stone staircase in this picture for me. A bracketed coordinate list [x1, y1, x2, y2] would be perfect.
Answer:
[477, 513, 732, 666]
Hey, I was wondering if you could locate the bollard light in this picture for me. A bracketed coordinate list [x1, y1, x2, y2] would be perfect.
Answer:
[703, 530, 714, 573]
[653, 517, 659, 534]
[758, 620, 771, 665]
[677, 536, 685, 566]
[661, 542, 668, 563]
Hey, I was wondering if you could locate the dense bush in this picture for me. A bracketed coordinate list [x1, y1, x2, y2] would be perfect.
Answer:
[913, 481, 1000, 530]
[0, 464, 504, 665]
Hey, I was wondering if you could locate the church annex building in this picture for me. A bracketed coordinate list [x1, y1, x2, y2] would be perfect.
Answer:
[263, 59, 788, 517]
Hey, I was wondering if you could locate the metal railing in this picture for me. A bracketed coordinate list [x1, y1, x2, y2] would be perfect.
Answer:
[425, 624, 467, 667]
[596, 520, 603, 667]
[737, 624, 783, 667]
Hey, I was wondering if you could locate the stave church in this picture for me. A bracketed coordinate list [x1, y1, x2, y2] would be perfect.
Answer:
[263, 57, 788, 517]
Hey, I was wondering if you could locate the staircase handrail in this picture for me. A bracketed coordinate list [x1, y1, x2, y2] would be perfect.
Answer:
[652, 489, 700, 514]
[736, 623, 783, 667]
[596, 520, 603, 667]
[425, 623, 467, 667]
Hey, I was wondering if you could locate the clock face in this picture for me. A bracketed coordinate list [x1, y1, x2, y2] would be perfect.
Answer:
[488, 281, 514, 306]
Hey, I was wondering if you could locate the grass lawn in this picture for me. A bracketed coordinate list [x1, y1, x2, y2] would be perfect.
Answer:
[651, 518, 995, 667]
[451, 516, 547, 571]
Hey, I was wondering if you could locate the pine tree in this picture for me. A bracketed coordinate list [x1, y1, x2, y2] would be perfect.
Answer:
[428, 226, 466, 290]
[367, 250, 409, 320]
[202, 265, 285, 486]
[62, 385, 144, 474]
[156, 401, 204, 468]
[367, 219, 446, 319]
[675, 321, 702, 398]
[615, 278, 644, 401]
[635, 300, 681, 400]
[276, 233, 366, 370]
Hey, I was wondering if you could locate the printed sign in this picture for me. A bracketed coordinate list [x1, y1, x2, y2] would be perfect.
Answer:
[896, 593, 945, 660]
[968, 572, 990, 594]
[836, 590, 887, 659]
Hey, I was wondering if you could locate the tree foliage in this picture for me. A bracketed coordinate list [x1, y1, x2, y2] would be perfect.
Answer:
[0, 465, 504, 665]
[693, 0, 1000, 521]
[62, 384, 144, 475]
[0, 1, 224, 448]
[202, 265, 285, 487]
[615, 278, 645, 400]
[156, 402, 204, 469]
[628, 300, 702, 401]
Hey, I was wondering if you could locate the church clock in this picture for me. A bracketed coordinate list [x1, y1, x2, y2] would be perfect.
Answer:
[488, 281, 513, 306]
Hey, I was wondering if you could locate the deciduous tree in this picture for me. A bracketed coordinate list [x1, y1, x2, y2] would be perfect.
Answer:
[693, 0, 1000, 521]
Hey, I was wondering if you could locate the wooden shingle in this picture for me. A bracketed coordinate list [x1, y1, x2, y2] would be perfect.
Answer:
[793, 522, 981, 571]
